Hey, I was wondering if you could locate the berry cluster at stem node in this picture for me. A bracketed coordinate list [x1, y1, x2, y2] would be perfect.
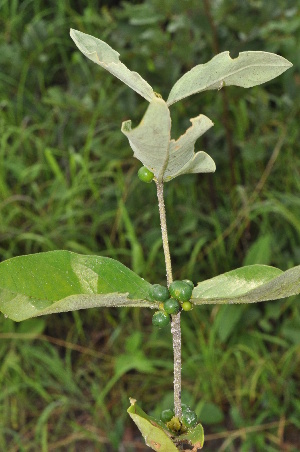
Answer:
[150, 280, 195, 327]
[160, 404, 198, 432]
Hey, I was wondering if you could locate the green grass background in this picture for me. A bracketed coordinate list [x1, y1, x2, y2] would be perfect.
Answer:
[0, 0, 300, 450]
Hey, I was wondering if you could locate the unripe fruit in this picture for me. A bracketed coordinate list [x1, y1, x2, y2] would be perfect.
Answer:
[160, 409, 174, 423]
[163, 298, 180, 315]
[183, 279, 194, 289]
[138, 166, 154, 183]
[166, 416, 181, 433]
[169, 280, 193, 302]
[181, 301, 193, 311]
[152, 311, 170, 328]
[150, 284, 170, 302]
[182, 408, 197, 428]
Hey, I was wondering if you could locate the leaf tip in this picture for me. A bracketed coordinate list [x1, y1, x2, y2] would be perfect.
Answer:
[121, 119, 132, 134]
[69, 28, 76, 39]
[129, 397, 137, 406]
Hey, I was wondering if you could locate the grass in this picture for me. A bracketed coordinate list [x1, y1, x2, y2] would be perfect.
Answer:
[0, 0, 300, 450]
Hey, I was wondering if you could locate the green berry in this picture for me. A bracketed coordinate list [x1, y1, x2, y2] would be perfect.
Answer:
[169, 280, 193, 302]
[152, 311, 170, 328]
[182, 408, 197, 428]
[183, 279, 194, 289]
[138, 166, 154, 183]
[182, 301, 193, 311]
[163, 298, 180, 315]
[150, 284, 170, 302]
[160, 409, 174, 423]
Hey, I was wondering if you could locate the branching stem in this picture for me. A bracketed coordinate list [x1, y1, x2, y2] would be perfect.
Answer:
[156, 181, 182, 419]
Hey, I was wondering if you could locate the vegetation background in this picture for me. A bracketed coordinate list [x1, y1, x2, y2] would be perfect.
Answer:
[0, 0, 299, 450]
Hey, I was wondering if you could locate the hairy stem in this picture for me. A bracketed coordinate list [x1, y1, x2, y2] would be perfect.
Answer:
[171, 312, 182, 419]
[156, 181, 182, 419]
[156, 181, 173, 287]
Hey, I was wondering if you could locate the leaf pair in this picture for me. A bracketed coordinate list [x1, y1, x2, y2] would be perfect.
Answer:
[121, 97, 215, 182]
[70, 29, 292, 182]
[69, 29, 292, 105]
[127, 399, 204, 451]
[1, 251, 299, 322]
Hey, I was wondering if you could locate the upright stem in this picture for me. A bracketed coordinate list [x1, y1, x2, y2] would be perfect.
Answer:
[156, 181, 182, 419]
[156, 181, 173, 287]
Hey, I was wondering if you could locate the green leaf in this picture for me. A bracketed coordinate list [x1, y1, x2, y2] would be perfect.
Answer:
[175, 423, 204, 450]
[70, 29, 154, 102]
[192, 264, 300, 305]
[121, 98, 215, 182]
[127, 399, 178, 451]
[0, 251, 157, 322]
[167, 51, 293, 105]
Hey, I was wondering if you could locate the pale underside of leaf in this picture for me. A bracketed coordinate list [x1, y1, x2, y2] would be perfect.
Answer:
[192, 264, 300, 305]
[122, 97, 171, 182]
[164, 114, 215, 180]
[0, 251, 157, 321]
[70, 29, 154, 102]
[167, 51, 293, 105]
[0, 291, 156, 322]
[122, 98, 215, 182]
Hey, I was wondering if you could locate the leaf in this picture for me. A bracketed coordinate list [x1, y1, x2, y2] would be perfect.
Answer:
[70, 29, 154, 102]
[127, 399, 178, 451]
[192, 264, 300, 305]
[164, 114, 215, 181]
[122, 97, 171, 182]
[167, 51, 293, 105]
[175, 424, 204, 450]
[0, 251, 157, 322]
[121, 98, 215, 182]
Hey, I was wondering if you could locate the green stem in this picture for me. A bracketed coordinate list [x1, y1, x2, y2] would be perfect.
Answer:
[156, 181, 182, 419]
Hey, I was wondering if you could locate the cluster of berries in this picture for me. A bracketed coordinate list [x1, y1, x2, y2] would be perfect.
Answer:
[150, 280, 194, 327]
[160, 404, 198, 430]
